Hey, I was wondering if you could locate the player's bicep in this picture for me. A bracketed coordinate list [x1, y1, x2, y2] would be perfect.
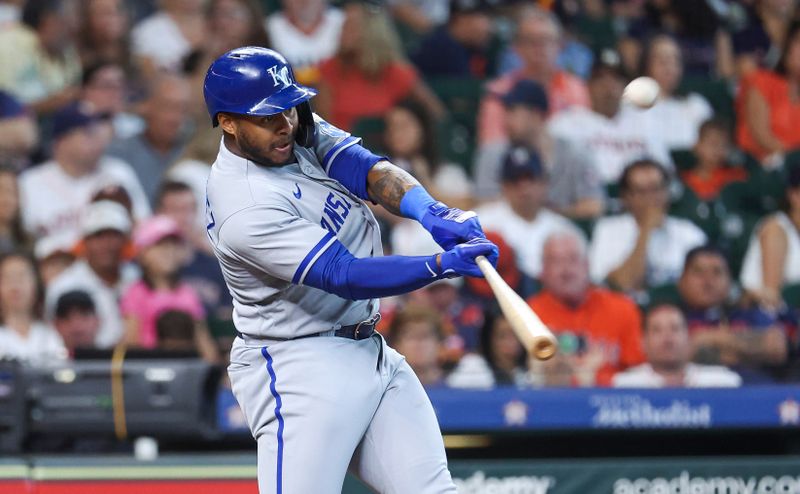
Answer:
[218, 206, 337, 283]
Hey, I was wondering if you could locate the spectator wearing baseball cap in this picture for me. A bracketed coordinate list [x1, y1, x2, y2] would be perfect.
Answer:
[19, 102, 150, 251]
[120, 215, 218, 362]
[548, 49, 673, 186]
[44, 200, 138, 348]
[474, 147, 580, 279]
[411, 0, 498, 78]
[740, 164, 800, 310]
[474, 78, 605, 218]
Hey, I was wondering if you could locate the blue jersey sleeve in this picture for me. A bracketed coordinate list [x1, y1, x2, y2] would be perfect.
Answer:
[298, 236, 443, 300]
[312, 115, 385, 201]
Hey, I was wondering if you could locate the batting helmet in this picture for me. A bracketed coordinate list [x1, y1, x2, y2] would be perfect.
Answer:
[203, 47, 317, 147]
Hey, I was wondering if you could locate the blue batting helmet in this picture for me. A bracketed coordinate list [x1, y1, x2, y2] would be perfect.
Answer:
[203, 47, 317, 145]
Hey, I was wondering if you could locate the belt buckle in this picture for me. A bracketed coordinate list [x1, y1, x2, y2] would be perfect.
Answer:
[354, 313, 381, 339]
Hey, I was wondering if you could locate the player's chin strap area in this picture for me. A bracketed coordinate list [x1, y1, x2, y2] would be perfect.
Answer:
[235, 313, 381, 343]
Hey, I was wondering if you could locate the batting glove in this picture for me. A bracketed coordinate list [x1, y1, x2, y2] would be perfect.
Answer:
[421, 202, 486, 251]
[438, 238, 499, 278]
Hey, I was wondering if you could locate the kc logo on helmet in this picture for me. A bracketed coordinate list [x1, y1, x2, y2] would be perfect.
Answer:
[267, 64, 291, 88]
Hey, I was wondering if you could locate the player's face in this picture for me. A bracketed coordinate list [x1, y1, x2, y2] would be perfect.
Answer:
[223, 108, 299, 167]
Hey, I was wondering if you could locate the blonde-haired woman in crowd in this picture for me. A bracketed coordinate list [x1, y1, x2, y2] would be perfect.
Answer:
[314, 2, 444, 131]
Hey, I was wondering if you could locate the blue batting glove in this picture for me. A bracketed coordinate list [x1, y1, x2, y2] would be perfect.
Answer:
[438, 238, 499, 278]
[421, 202, 486, 251]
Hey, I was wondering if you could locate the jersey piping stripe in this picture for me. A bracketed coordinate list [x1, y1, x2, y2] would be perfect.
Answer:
[261, 346, 284, 494]
[323, 136, 359, 174]
[292, 231, 336, 285]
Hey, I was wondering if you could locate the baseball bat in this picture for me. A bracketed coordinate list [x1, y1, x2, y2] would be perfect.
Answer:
[475, 255, 558, 360]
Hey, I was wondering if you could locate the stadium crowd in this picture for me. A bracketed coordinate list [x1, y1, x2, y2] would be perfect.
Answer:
[0, 0, 799, 390]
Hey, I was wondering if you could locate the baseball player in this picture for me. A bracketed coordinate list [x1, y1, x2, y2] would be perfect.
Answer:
[203, 47, 498, 494]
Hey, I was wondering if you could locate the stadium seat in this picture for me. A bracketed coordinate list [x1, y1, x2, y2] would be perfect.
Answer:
[783, 284, 800, 309]
[644, 283, 682, 309]
[351, 116, 387, 154]
[427, 78, 485, 171]
[669, 183, 723, 243]
[669, 149, 697, 172]
[678, 76, 735, 126]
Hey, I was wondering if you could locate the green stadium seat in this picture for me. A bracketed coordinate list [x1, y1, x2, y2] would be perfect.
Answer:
[669, 183, 723, 243]
[645, 283, 682, 309]
[670, 149, 697, 172]
[716, 211, 760, 279]
[570, 217, 595, 241]
[678, 76, 735, 126]
[783, 284, 800, 309]
[427, 78, 485, 171]
[351, 116, 386, 154]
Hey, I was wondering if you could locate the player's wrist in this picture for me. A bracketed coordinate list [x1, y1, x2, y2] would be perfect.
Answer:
[399, 185, 438, 223]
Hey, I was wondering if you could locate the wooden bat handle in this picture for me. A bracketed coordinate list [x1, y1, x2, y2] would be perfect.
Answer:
[475, 255, 558, 360]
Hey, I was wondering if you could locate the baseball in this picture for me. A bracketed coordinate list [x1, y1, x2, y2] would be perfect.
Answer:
[623, 76, 660, 109]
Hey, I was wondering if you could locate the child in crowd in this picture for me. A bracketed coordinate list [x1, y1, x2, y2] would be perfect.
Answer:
[681, 119, 747, 201]
[120, 215, 218, 362]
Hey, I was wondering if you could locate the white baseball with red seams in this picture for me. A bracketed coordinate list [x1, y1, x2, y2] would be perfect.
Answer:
[623, 76, 660, 109]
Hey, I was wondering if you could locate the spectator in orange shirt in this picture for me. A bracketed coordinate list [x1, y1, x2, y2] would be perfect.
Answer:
[681, 119, 747, 201]
[477, 6, 589, 144]
[314, 2, 444, 131]
[737, 21, 800, 164]
[527, 229, 645, 386]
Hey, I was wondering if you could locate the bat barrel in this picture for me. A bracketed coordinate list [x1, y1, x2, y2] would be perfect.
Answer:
[532, 337, 557, 360]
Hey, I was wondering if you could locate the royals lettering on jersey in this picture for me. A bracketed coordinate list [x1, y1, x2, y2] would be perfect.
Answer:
[320, 192, 352, 234]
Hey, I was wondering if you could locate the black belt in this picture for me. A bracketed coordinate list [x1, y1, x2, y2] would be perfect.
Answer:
[236, 313, 381, 342]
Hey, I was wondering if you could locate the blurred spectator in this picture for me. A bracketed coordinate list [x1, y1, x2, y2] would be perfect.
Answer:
[0, 252, 66, 366]
[34, 235, 75, 287]
[45, 200, 137, 348]
[121, 215, 218, 362]
[52, 289, 100, 357]
[0, 165, 31, 254]
[80, 60, 143, 139]
[388, 0, 449, 34]
[447, 311, 530, 388]
[0, 0, 81, 114]
[156, 180, 233, 321]
[77, 0, 131, 70]
[678, 246, 789, 374]
[388, 304, 448, 387]
[131, 0, 206, 78]
[529, 230, 645, 387]
[19, 103, 150, 248]
[405, 278, 484, 361]
[613, 304, 742, 388]
[266, 0, 344, 85]
[315, 2, 444, 131]
[733, 0, 798, 76]
[620, 0, 728, 77]
[107, 74, 192, 205]
[473, 79, 604, 218]
[156, 309, 218, 362]
[384, 99, 472, 208]
[0, 91, 39, 166]
[640, 34, 714, 151]
[548, 50, 672, 185]
[590, 159, 706, 291]
[411, 0, 496, 78]
[184, 0, 269, 123]
[680, 119, 747, 201]
[737, 20, 800, 164]
[167, 126, 221, 228]
[740, 165, 800, 309]
[475, 147, 578, 279]
[477, 7, 589, 145]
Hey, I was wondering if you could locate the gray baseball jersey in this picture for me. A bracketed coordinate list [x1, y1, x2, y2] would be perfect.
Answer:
[205, 115, 381, 339]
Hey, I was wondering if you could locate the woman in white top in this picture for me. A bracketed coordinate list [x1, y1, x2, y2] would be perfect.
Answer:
[740, 166, 800, 308]
[640, 34, 714, 151]
[0, 253, 66, 366]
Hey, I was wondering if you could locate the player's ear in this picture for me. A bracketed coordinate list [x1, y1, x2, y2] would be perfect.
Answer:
[217, 113, 238, 137]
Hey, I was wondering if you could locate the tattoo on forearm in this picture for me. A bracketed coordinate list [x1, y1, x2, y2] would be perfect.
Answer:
[367, 162, 420, 216]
